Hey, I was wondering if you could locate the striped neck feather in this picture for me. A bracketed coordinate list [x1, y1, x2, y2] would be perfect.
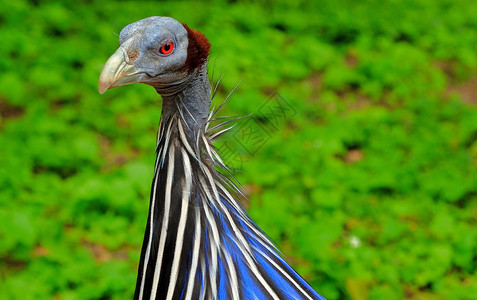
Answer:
[134, 76, 325, 300]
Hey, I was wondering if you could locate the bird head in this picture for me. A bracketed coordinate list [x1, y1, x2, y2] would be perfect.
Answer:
[98, 16, 210, 94]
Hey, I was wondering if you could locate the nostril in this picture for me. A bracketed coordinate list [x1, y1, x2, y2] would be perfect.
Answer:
[120, 47, 139, 64]
[127, 49, 139, 63]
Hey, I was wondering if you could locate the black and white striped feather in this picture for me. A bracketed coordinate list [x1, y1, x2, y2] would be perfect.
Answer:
[133, 96, 325, 300]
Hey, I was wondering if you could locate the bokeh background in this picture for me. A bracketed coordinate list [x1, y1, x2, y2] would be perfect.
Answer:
[1, 0, 477, 299]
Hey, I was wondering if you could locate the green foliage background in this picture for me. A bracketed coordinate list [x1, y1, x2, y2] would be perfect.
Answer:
[1, 0, 477, 299]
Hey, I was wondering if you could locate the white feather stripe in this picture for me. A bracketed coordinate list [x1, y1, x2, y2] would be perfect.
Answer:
[201, 166, 252, 255]
[198, 174, 280, 300]
[199, 255, 206, 300]
[209, 123, 237, 140]
[198, 180, 221, 300]
[138, 173, 157, 300]
[209, 235, 218, 299]
[160, 117, 175, 168]
[215, 182, 278, 255]
[178, 119, 200, 160]
[149, 145, 175, 300]
[183, 208, 202, 299]
[222, 249, 240, 299]
[165, 149, 192, 300]
[252, 245, 314, 300]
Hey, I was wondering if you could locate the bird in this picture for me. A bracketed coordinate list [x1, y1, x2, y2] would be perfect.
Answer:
[98, 16, 326, 300]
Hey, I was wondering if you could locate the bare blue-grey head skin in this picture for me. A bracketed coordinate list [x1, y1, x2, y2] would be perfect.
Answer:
[99, 16, 189, 90]
[99, 16, 325, 300]
[99, 16, 211, 131]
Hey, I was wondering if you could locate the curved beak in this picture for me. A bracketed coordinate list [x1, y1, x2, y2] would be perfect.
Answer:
[98, 47, 143, 94]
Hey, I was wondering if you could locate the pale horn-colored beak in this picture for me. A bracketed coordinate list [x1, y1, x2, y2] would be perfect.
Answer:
[98, 47, 142, 94]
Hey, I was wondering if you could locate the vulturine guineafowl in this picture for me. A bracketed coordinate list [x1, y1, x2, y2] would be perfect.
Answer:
[98, 16, 326, 300]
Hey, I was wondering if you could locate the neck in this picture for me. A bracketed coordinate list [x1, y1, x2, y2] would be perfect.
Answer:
[133, 64, 320, 300]
[156, 65, 211, 137]
[135, 64, 217, 299]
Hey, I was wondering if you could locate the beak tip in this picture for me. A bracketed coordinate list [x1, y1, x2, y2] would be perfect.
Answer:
[98, 84, 107, 94]
[98, 77, 112, 94]
[98, 46, 141, 95]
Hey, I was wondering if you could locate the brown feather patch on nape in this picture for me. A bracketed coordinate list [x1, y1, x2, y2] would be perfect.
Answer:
[182, 23, 211, 71]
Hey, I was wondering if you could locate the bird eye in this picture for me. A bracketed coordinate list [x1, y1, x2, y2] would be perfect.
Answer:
[159, 42, 174, 55]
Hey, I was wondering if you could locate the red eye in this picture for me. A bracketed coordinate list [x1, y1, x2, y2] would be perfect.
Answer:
[159, 42, 174, 55]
